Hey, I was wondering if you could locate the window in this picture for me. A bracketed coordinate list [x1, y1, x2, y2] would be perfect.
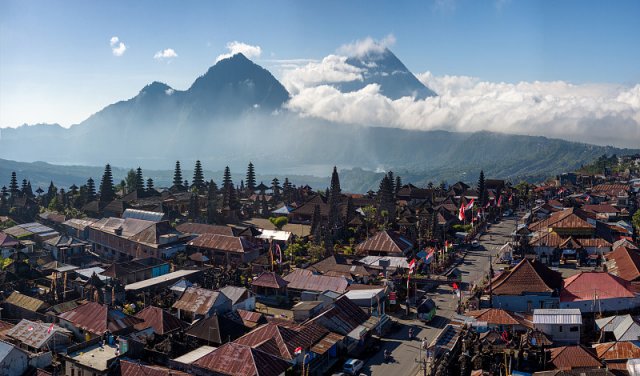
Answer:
[570, 326, 579, 332]
[559, 326, 563, 332]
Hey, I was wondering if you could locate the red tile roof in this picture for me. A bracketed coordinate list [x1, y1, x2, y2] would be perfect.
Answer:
[193, 342, 290, 376]
[234, 320, 328, 360]
[58, 302, 143, 335]
[561, 272, 635, 302]
[549, 345, 602, 370]
[134, 306, 188, 335]
[491, 259, 563, 296]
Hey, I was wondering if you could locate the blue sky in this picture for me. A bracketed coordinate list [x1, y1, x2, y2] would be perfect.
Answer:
[1, 0, 639, 127]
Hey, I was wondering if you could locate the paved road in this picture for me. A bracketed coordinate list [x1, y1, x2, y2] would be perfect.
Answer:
[360, 216, 518, 376]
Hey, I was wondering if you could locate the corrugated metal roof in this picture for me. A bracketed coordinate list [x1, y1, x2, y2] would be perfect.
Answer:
[251, 272, 289, 289]
[594, 341, 640, 361]
[310, 332, 344, 355]
[550, 345, 602, 370]
[122, 209, 165, 222]
[283, 269, 348, 293]
[5, 319, 71, 349]
[172, 346, 217, 364]
[467, 308, 524, 326]
[561, 272, 635, 302]
[120, 359, 190, 376]
[188, 233, 259, 253]
[172, 287, 230, 315]
[355, 230, 413, 255]
[4, 291, 48, 312]
[193, 342, 291, 376]
[612, 315, 640, 341]
[134, 306, 188, 335]
[125, 269, 201, 291]
[59, 301, 143, 335]
[533, 309, 582, 325]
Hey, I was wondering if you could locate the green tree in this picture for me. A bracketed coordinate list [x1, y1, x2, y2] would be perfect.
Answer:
[308, 242, 326, 263]
[269, 216, 288, 230]
[192, 160, 205, 190]
[246, 162, 256, 192]
[125, 169, 137, 194]
[173, 161, 184, 189]
[99, 164, 115, 202]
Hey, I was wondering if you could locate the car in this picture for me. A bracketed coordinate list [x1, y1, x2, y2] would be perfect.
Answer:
[343, 359, 364, 375]
[471, 240, 480, 248]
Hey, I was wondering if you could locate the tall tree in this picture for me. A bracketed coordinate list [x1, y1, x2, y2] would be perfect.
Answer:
[86, 178, 96, 201]
[246, 162, 256, 192]
[192, 160, 205, 190]
[327, 166, 342, 230]
[9, 172, 19, 196]
[173, 161, 184, 189]
[99, 164, 116, 202]
[135, 167, 144, 191]
[125, 169, 137, 194]
[477, 170, 487, 208]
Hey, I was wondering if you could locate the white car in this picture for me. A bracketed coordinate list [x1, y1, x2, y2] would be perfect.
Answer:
[343, 359, 364, 375]
[471, 240, 480, 248]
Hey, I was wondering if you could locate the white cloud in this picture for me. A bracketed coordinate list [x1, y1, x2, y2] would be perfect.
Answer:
[215, 41, 262, 62]
[284, 68, 640, 148]
[337, 34, 396, 58]
[281, 55, 364, 95]
[109, 36, 127, 57]
[154, 48, 178, 60]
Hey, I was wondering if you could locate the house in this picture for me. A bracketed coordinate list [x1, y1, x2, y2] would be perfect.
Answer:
[43, 235, 87, 261]
[251, 272, 289, 303]
[583, 204, 621, 221]
[187, 234, 260, 266]
[5, 319, 72, 352]
[134, 306, 188, 335]
[63, 340, 119, 376]
[185, 314, 247, 346]
[191, 342, 291, 376]
[489, 258, 564, 312]
[2, 291, 49, 321]
[560, 272, 640, 313]
[58, 301, 143, 340]
[172, 287, 232, 323]
[605, 246, 640, 282]
[0, 232, 19, 258]
[593, 341, 640, 372]
[219, 285, 256, 311]
[101, 257, 170, 284]
[235, 309, 268, 329]
[595, 314, 640, 341]
[283, 269, 349, 295]
[533, 309, 582, 344]
[170, 345, 217, 370]
[355, 230, 413, 256]
[292, 301, 325, 322]
[87, 217, 186, 260]
[307, 255, 374, 282]
[61, 218, 97, 240]
[0, 340, 31, 376]
[548, 345, 602, 370]
[465, 308, 530, 332]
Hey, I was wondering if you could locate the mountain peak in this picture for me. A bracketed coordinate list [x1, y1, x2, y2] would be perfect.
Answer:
[139, 81, 174, 96]
[341, 48, 437, 100]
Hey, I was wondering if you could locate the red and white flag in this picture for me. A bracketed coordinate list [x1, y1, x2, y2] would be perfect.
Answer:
[294, 347, 303, 355]
[508, 195, 513, 203]
[497, 195, 503, 207]
[28, 326, 34, 331]
[425, 249, 435, 263]
[458, 203, 465, 221]
[47, 323, 54, 334]
[408, 258, 416, 273]
[464, 199, 475, 211]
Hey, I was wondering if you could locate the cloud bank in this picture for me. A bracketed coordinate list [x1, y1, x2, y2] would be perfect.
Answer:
[282, 37, 640, 148]
[109, 36, 127, 56]
[216, 41, 262, 62]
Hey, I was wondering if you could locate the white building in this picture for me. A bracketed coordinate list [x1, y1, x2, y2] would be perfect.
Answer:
[533, 309, 582, 344]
